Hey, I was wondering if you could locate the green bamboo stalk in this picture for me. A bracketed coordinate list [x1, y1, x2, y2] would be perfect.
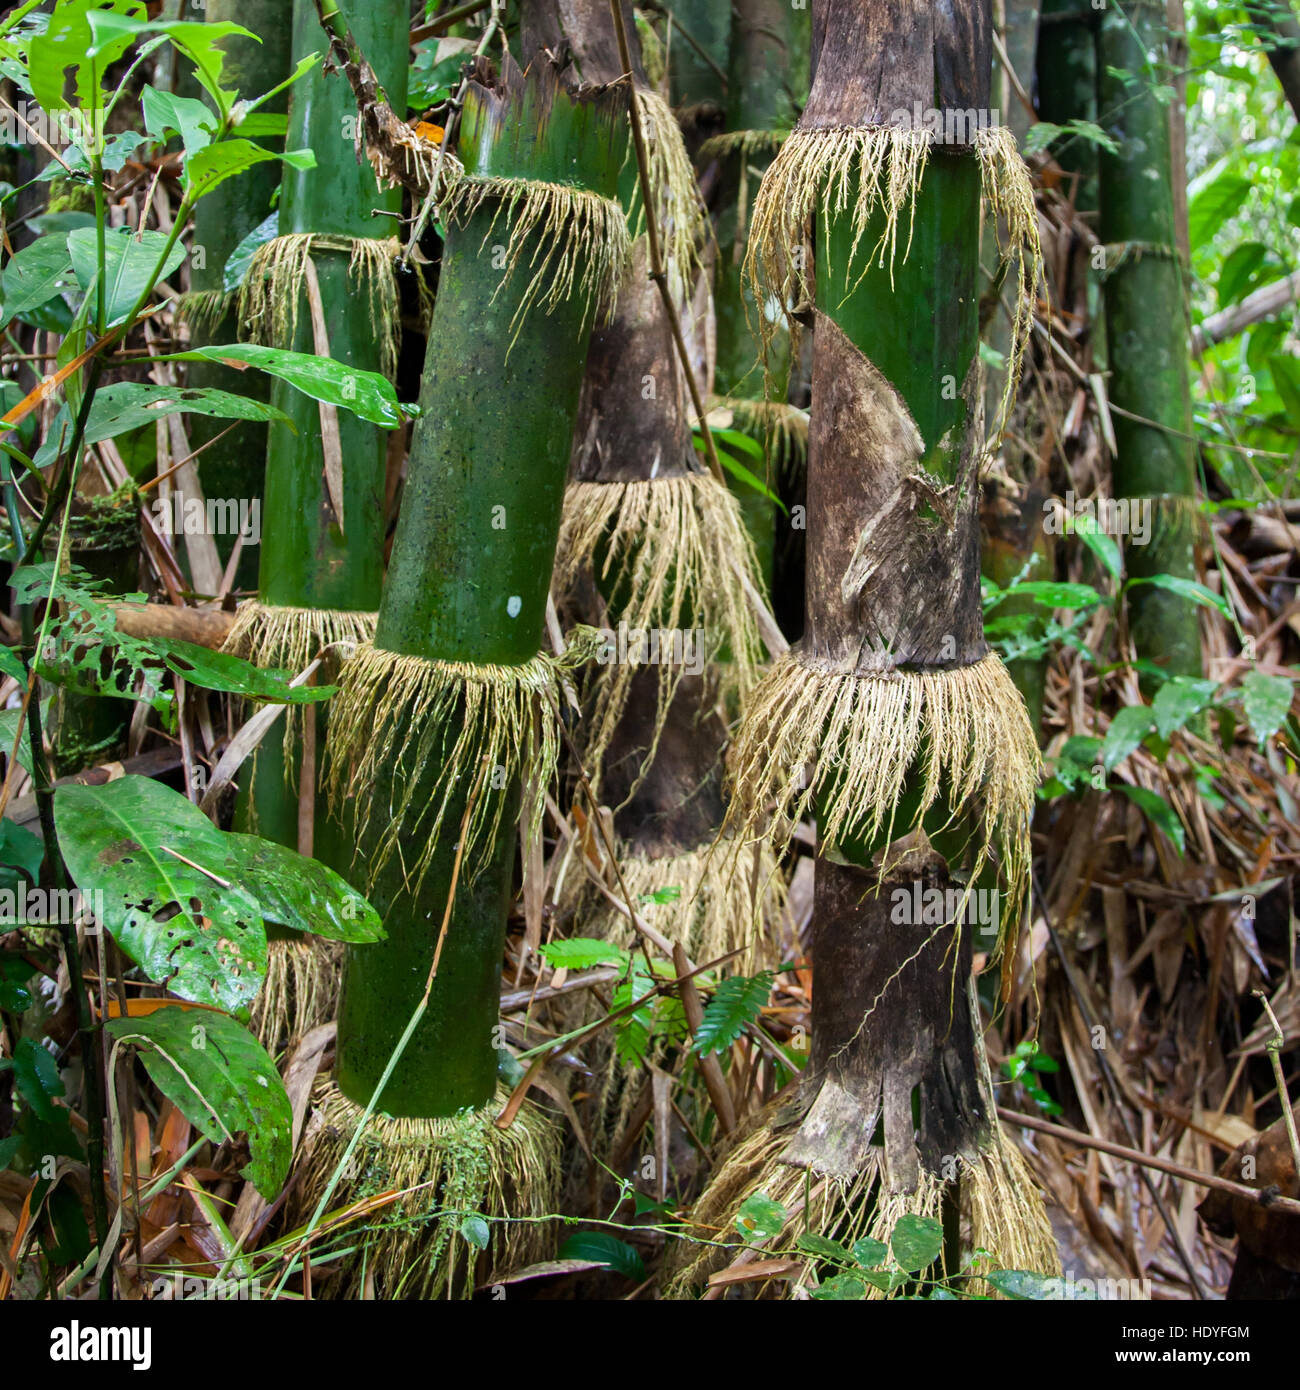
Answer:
[669, 0, 1057, 1297]
[332, 61, 628, 1121]
[183, 0, 292, 595]
[1096, 0, 1202, 680]
[230, 0, 407, 850]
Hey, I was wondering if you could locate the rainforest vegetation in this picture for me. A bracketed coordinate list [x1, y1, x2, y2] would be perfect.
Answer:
[0, 0, 1298, 1326]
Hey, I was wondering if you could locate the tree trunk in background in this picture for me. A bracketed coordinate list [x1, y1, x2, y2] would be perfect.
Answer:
[1246, 0, 1300, 124]
[1097, 0, 1202, 681]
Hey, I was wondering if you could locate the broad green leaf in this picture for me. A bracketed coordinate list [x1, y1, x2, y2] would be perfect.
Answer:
[1101, 704, 1156, 771]
[996, 580, 1102, 611]
[889, 1213, 944, 1272]
[555, 1231, 646, 1281]
[56, 776, 267, 1014]
[141, 84, 216, 154]
[25, 0, 147, 122]
[1117, 785, 1186, 854]
[1126, 573, 1231, 618]
[32, 382, 289, 469]
[0, 236, 77, 330]
[796, 1233, 853, 1262]
[538, 937, 626, 970]
[985, 1269, 1093, 1299]
[0, 817, 44, 881]
[223, 211, 279, 295]
[694, 970, 774, 1056]
[106, 1004, 290, 1199]
[1151, 677, 1219, 740]
[3, 1036, 64, 1121]
[1216, 241, 1272, 309]
[67, 226, 186, 327]
[145, 638, 335, 706]
[163, 344, 405, 428]
[1188, 165, 1253, 246]
[851, 1236, 889, 1269]
[183, 139, 315, 200]
[220, 833, 382, 944]
[459, 1215, 490, 1251]
[736, 1192, 786, 1241]
[811, 1273, 866, 1300]
[0, 958, 34, 1012]
[1241, 670, 1294, 744]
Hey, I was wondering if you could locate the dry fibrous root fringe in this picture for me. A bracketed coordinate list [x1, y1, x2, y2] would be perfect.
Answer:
[324, 631, 603, 895]
[441, 176, 632, 338]
[176, 286, 234, 340]
[713, 397, 809, 481]
[554, 473, 766, 794]
[249, 936, 342, 1059]
[297, 1081, 560, 1300]
[695, 128, 788, 166]
[722, 651, 1040, 949]
[237, 233, 406, 379]
[663, 1121, 1059, 1298]
[627, 88, 713, 293]
[745, 125, 1042, 432]
[558, 838, 787, 971]
[223, 602, 376, 756]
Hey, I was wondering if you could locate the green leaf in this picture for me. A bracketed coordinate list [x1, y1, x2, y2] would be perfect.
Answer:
[141, 84, 216, 154]
[0, 817, 44, 882]
[851, 1236, 889, 1269]
[459, 1215, 490, 1251]
[1101, 704, 1156, 772]
[32, 383, 289, 469]
[220, 834, 382, 944]
[538, 937, 626, 970]
[693, 970, 773, 1056]
[1151, 677, 1219, 741]
[1188, 165, 1253, 246]
[67, 226, 187, 327]
[4, 1036, 64, 1121]
[145, 638, 335, 706]
[711, 443, 786, 510]
[796, 1233, 853, 1262]
[55, 776, 267, 1014]
[25, 0, 147, 121]
[182, 139, 315, 200]
[1069, 513, 1122, 581]
[811, 1273, 866, 1300]
[223, 211, 278, 295]
[736, 1192, 787, 1242]
[1126, 573, 1231, 619]
[889, 1213, 944, 1272]
[556, 1231, 646, 1281]
[1241, 670, 1294, 745]
[0, 959, 34, 1012]
[1117, 785, 1186, 854]
[0, 236, 77, 330]
[994, 580, 1103, 611]
[163, 344, 404, 428]
[105, 1004, 290, 1200]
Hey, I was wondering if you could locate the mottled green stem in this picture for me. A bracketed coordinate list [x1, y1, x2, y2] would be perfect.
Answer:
[1097, 0, 1202, 680]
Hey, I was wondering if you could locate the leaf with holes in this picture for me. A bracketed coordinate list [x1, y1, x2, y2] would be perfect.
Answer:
[220, 834, 382, 944]
[55, 776, 267, 1014]
[105, 1003, 290, 1199]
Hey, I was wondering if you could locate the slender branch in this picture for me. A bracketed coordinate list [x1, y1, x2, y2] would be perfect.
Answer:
[998, 1107, 1300, 1218]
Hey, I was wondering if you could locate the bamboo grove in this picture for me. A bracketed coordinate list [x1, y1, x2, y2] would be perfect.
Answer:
[0, 0, 1297, 1316]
